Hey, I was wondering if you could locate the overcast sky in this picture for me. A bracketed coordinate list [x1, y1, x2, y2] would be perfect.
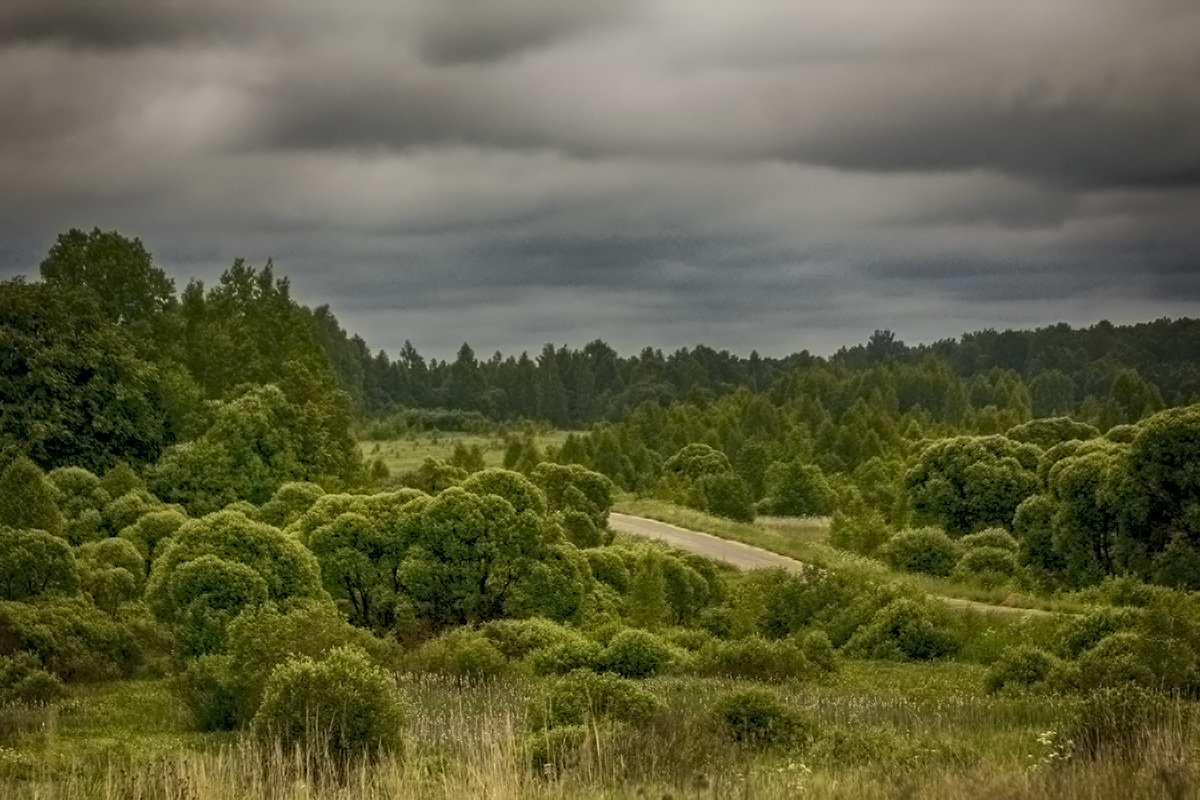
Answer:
[2, 1, 1198, 360]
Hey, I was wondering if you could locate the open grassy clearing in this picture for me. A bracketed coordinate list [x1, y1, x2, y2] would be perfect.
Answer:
[359, 430, 570, 475]
[613, 497, 1090, 616]
[7, 660, 1191, 800]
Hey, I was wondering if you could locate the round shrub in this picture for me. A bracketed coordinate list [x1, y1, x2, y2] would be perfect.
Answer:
[527, 669, 662, 730]
[598, 628, 677, 678]
[0, 527, 80, 601]
[843, 599, 960, 661]
[584, 548, 632, 592]
[878, 527, 961, 577]
[252, 645, 404, 759]
[1054, 608, 1141, 658]
[799, 630, 837, 673]
[480, 617, 580, 659]
[985, 646, 1059, 693]
[560, 509, 604, 549]
[959, 528, 1019, 552]
[119, 510, 188, 572]
[1, 652, 67, 706]
[1074, 632, 1169, 691]
[828, 509, 891, 556]
[714, 687, 812, 747]
[257, 482, 326, 528]
[409, 629, 508, 685]
[694, 637, 810, 682]
[527, 637, 602, 676]
[951, 546, 1019, 587]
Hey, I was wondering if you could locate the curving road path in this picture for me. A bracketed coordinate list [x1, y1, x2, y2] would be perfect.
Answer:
[608, 512, 1053, 618]
[609, 512, 804, 573]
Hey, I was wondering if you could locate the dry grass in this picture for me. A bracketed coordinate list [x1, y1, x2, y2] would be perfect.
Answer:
[5, 665, 1197, 799]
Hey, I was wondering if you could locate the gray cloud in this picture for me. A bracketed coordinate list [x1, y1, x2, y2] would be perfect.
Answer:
[0, 1, 1198, 360]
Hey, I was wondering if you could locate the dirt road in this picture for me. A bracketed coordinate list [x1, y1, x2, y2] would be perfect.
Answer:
[608, 512, 1053, 618]
[609, 512, 804, 572]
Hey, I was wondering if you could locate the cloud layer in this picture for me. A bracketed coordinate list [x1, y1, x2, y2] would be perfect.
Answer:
[2, 0, 1198, 358]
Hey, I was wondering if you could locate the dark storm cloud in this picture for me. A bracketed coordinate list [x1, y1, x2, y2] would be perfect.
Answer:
[1, 0, 1198, 359]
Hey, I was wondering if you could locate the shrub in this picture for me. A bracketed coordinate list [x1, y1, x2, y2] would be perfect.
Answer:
[598, 628, 677, 678]
[695, 472, 756, 522]
[480, 618, 580, 659]
[0, 455, 64, 537]
[951, 546, 1019, 587]
[1071, 632, 1198, 693]
[799, 630, 837, 673]
[0, 598, 161, 682]
[694, 637, 810, 681]
[959, 528, 1019, 552]
[408, 628, 508, 685]
[0, 526, 80, 601]
[986, 646, 1059, 693]
[584, 549, 631, 592]
[527, 637, 602, 676]
[527, 669, 662, 730]
[178, 654, 241, 730]
[252, 645, 404, 760]
[0, 652, 67, 706]
[256, 482, 326, 529]
[1054, 608, 1141, 658]
[714, 687, 812, 747]
[560, 509, 605, 548]
[843, 599, 959, 660]
[878, 527, 961, 577]
[119, 510, 188, 573]
[828, 509, 891, 556]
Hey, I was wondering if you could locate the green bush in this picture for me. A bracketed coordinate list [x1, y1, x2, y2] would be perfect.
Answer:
[0, 598, 163, 682]
[177, 654, 241, 730]
[598, 628, 677, 678]
[0, 527, 80, 601]
[1054, 608, 1141, 658]
[714, 687, 812, 747]
[256, 481, 326, 528]
[559, 509, 605, 549]
[694, 636, 810, 681]
[480, 618, 581, 659]
[0, 652, 67, 706]
[526, 669, 662, 730]
[583, 549, 631, 592]
[828, 509, 891, 556]
[985, 646, 1059, 693]
[527, 637, 602, 676]
[408, 628, 509, 685]
[843, 599, 959, 660]
[252, 645, 404, 760]
[951, 546, 1019, 587]
[878, 527, 961, 577]
[799, 630, 837, 673]
[959, 527, 1019, 552]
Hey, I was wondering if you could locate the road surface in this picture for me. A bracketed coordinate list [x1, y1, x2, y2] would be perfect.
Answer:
[608, 511, 1052, 618]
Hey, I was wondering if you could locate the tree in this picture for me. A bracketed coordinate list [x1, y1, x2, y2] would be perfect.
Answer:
[904, 435, 1040, 535]
[1047, 442, 1125, 584]
[146, 510, 324, 655]
[398, 487, 554, 628]
[1115, 405, 1200, 586]
[0, 455, 64, 537]
[0, 527, 80, 600]
[39, 228, 175, 326]
[0, 280, 170, 470]
[761, 459, 836, 516]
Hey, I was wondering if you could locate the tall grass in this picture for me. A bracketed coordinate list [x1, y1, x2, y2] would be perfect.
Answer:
[5, 668, 1197, 799]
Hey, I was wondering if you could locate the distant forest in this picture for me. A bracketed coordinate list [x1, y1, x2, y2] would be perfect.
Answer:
[3, 228, 1196, 478]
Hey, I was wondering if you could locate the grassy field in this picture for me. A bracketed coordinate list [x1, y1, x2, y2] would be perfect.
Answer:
[613, 498, 1089, 616]
[360, 431, 570, 475]
[3, 662, 1194, 799]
